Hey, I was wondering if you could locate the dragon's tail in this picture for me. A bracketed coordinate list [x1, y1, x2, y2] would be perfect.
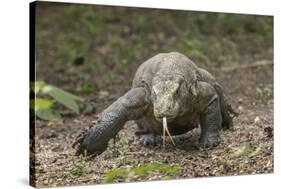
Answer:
[214, 83, 239, 130]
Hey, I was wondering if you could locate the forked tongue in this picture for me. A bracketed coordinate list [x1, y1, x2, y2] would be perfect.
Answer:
[162, 117, 176, 147]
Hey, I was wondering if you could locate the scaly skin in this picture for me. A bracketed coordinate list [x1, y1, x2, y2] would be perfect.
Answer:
[74, 87, 150, 156]
[73, 52, 237, 156]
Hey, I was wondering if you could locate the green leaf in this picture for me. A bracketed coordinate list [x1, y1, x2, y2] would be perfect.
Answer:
[42, 85, 83, 114]
[30, 81, 46, 94]
[36, 109, 62, 121]
[231, 143, 250, 158]
[104, 162, 180, 183]
[248, 146, 262, 158]
[43, 85, 83, 101]
[30, 98, 53, 111]
[105, 168, 129, 183]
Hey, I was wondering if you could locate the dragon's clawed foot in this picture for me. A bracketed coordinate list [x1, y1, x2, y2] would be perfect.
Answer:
[139, 133, 160, 146]
[72, 125, 108, 157]
[199, 134, 221, 149]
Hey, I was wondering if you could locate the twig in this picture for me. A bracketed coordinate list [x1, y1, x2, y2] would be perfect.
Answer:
[126, 151, 148, 155]
[219, 60, 273, 72]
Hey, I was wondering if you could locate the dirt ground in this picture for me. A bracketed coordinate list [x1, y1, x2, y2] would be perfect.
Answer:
[32, 2, 273, 188]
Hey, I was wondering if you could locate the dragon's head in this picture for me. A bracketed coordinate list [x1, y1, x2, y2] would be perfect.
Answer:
[151, 74, 197, 123]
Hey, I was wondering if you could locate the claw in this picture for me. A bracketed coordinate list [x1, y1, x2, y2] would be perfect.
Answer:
[72, 125, 92, 149]
[199, 136, 221, 149]
[72, 125, 108, 157]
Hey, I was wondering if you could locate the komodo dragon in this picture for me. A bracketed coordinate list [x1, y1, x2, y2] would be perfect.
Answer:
[73, 52, 237, 156]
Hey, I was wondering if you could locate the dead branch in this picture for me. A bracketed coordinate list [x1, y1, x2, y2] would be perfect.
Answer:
[219, 60, 273, 72]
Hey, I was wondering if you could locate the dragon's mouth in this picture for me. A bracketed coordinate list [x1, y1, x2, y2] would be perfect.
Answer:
[155, 115, 175, 123]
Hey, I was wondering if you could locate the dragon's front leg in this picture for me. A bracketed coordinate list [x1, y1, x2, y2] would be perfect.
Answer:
[73, 87, 150, 156]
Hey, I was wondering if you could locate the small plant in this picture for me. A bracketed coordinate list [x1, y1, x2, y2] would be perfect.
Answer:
[219, 141, 273, 174]
[77, 83, 96, 95]
[30, 81, 84, 121]
[98, 90, 109, 99]
[256, 84, 273, 97]
[104, 162, 181, 183]
[65, 156, 90, 176]
[225, 140, 273, 160]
